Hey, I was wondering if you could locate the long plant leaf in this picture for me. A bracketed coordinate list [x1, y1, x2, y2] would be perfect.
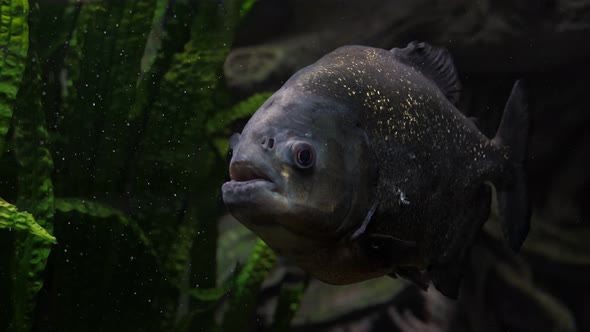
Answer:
[271, 281, 307, 332]
[54, 198, 158, 259]
[0, 0, 29, 157]
[0, 197, 56, 243]
[58, 0, 156, 199]
[222, 240, 277, 332]
[207, 93, 272, 135]
[55, 197, 235, 302]
[207, 92, 272, 156]
[130, 1, 260, 330]
[29, 3, 162, 329]
[9, 3, 55, 330]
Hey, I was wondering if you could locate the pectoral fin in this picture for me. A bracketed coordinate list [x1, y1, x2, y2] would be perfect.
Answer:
[351, 201, 379, 240]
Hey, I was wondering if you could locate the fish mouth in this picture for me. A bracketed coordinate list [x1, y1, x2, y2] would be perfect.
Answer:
[222, 160, 280, 197]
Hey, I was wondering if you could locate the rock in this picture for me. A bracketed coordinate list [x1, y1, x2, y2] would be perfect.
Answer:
[225, 0, 590, 94]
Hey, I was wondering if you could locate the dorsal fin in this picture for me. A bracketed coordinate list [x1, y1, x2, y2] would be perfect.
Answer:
[391, 41, 461, 105]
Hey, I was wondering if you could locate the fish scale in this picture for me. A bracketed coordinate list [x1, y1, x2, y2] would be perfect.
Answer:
[300, 45, 499, 259]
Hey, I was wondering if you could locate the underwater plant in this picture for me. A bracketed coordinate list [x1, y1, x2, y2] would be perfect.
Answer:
[0, 0, 303, 331]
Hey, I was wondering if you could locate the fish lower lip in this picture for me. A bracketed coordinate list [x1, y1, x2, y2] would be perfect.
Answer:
[222, 179, 277, 191]
[222, 179, 280, 208]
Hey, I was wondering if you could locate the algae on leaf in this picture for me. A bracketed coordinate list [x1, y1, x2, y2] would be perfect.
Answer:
[0, 198, 56, 243]
[0, 0, 29, 157]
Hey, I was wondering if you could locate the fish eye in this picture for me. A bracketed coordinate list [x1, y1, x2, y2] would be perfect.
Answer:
[292, 142, 315, 169]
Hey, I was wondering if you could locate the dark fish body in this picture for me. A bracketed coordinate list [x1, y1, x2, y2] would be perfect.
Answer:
[222, 42, 529, 297]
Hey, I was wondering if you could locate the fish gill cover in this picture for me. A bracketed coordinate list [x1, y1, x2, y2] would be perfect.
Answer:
[0, 0, 289, 331]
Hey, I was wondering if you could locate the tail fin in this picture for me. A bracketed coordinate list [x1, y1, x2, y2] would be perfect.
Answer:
[492, 80, 531, 251]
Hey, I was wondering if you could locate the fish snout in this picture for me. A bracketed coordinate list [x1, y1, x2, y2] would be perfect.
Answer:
[229, 160, 273, 183]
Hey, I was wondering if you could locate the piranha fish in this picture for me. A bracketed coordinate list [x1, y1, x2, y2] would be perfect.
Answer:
[221, 41, 530, 298]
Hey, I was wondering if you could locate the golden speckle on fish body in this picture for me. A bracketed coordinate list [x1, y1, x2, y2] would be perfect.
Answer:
[280, 166, 290, 180]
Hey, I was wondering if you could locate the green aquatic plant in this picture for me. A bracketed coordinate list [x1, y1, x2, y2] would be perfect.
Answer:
[271, 280, 308, 332]
[8, 3, 56, 330]
[0, 0, 306, 331]
[0, 0, 29, 158]
[59, 0, 157, 197]
[54, 198, 157, 260]
[207, 92, 273, 155]
[55, 197, 234, 301]
[134, 1, 278, 328]
[0, 198, 55, 243]
[222, 240, 277, 332]
[239, 0, 259, 17]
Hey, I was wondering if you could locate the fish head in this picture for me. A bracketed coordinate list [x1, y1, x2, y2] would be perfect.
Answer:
[222, 86, 377, 264]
